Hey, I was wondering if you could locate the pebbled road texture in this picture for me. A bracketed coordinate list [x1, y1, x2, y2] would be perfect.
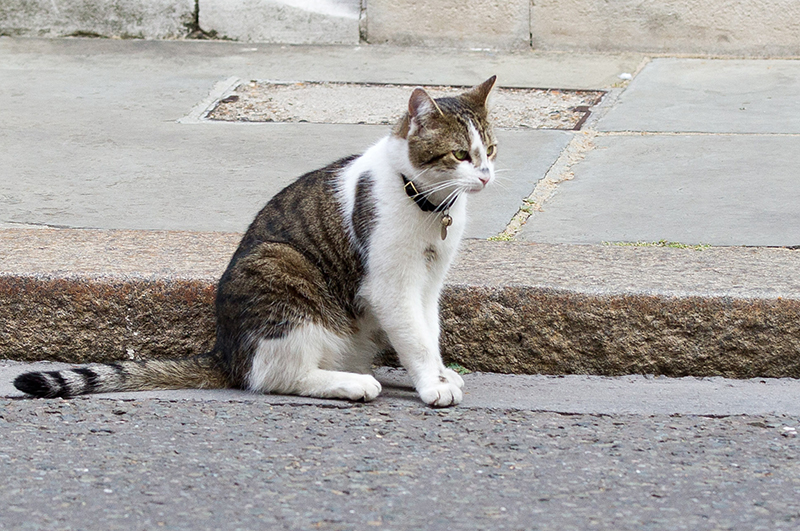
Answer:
[2, 397, 799, 531]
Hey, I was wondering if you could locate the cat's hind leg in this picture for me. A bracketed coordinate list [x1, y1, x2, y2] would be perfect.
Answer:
[246, 323, 382, 401]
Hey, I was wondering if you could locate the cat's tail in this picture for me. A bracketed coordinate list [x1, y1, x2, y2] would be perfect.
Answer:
[13, 353, 231, 398]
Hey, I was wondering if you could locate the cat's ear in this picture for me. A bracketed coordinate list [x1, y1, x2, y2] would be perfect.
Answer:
[408, 88, 443, 119]
[463, 75, 497, 108]
[395, 87, 444, 138]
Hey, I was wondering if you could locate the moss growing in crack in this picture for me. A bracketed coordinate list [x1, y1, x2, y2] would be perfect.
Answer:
[446, 363, 472, 375]
[603, 239, 711, 251]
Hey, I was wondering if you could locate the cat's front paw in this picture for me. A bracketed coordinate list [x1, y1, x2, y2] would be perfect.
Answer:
[417, 370, 465, 408]
[339, 374, 383, 402]
[442, 367, 465, 389]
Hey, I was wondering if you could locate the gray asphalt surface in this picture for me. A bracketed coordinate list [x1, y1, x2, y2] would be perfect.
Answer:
[2, 397, 799, 531]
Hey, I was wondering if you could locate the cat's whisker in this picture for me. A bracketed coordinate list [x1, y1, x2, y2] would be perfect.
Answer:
[423, 188, 464, 234]
[489, 179, 511, 192]
[410, 167, 431, 182]
[420, 180, 461, 198]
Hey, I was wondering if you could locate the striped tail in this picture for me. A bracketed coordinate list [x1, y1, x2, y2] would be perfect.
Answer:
[13, 354, 230, 398]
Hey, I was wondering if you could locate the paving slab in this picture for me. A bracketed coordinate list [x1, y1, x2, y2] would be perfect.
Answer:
[201, 0, 361, 45]
[0, 0, 193, 40]
[5, 360, 800, 416]
[598, 58, 800, 133]
[0, 37, 641, 89]
[0, 37, 574, 237]
[517, 133, 800, 246]
[0, 117, 568, 237]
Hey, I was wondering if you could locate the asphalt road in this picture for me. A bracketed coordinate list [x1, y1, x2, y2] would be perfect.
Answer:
[2, 395, 799, 531]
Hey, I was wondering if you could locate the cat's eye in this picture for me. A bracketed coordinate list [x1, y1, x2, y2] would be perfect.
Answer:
[452, 150, 470, 161]
[486, 145, 496, 157]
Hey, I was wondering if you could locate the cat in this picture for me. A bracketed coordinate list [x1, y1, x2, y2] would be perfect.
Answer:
[13, 76, 498, 408]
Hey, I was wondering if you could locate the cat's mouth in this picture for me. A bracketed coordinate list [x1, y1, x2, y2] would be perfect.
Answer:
[467, 177, 491, 193]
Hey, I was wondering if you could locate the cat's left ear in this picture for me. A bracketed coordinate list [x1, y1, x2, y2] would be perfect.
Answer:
[408, 87, 443, 119]
[463, 75, 497, 108]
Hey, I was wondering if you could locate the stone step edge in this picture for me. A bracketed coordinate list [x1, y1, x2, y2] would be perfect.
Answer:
[1, 228, 799, 378]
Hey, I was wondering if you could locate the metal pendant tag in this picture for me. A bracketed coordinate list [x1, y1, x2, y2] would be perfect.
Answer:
[440, 212, 453, 240]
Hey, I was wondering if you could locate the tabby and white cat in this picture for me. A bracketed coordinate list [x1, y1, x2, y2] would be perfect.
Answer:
[14, 76, 498, 407]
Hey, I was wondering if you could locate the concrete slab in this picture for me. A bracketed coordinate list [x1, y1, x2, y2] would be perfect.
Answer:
[598, 58, 800, 133]
[517, 134, 800, 247]
[0, 120, 565, 238]
[4, 361, 800, 416]
[365, 0, 530, 50]
[0, 119, 387, 233]
[531, 0, 800, 57]
[0, 37, 573, 237]
[0, 0, 193, 40]
[201, 0, 360, 45]
[470, 130, 571, 237]
[0, 37, 642, 90]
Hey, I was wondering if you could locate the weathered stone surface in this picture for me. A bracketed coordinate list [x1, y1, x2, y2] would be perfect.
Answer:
[200, 0, 360, 45]
[531, 0, 800, 56]
[0, 229, 234, 363]
[439, 241, 800, 377]
[0, 0, 194, 39]
[365, 0, 531, 50]
[441, 287, 800, 378]
[517, 134, 800, 247]
[0, 275, 217, 364]
[3, 0, 800, 55]
[2, 229, 799, 378]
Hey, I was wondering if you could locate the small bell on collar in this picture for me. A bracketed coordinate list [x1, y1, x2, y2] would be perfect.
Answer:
[440, 210, 453, 240]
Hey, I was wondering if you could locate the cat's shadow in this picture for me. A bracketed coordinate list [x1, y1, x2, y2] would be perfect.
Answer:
[373, 367, 420, 402]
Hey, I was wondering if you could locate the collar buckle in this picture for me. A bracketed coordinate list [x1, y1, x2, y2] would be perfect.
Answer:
[401, 174, 457, 213]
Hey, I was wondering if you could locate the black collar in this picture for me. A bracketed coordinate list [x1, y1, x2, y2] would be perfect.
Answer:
[401, 174, 457, 213]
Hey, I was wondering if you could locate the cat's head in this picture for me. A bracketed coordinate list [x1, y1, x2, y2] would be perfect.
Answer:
[393, 76, 497, 205]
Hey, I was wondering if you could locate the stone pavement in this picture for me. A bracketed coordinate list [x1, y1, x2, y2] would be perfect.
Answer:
[520, 58, 800, 246]
[1, 37, 799, 380]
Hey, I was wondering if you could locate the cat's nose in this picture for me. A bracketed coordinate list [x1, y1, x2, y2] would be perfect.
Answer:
[479, 168, 491, 185]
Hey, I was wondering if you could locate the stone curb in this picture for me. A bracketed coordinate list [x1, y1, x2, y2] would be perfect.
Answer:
[2, 228, 799, 378]
[3, 0, 800, 55]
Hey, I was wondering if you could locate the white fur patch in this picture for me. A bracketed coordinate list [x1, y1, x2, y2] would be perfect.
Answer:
[247, 320, 382, 400]
[247, 323, 348, 393]
[468, 120, 492, 172]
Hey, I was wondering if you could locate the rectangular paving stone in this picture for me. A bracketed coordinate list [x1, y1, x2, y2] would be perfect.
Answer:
[471, 130, 572, 238]
[0, 0, 194, 39]
[599, 58, 800, 133]
[200, 0, 360, 45]
[0, 115, 566, 238]
[366, 0, 530, 50]
[517, 134, 800, 247]
[531, 0, 800, 57]
[0, 37, 590, 237]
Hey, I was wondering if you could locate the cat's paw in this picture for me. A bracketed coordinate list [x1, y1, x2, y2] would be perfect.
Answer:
[442, 367, 465, 389]
[337, 374, 382, 402]
[417, 370, 465, 408]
